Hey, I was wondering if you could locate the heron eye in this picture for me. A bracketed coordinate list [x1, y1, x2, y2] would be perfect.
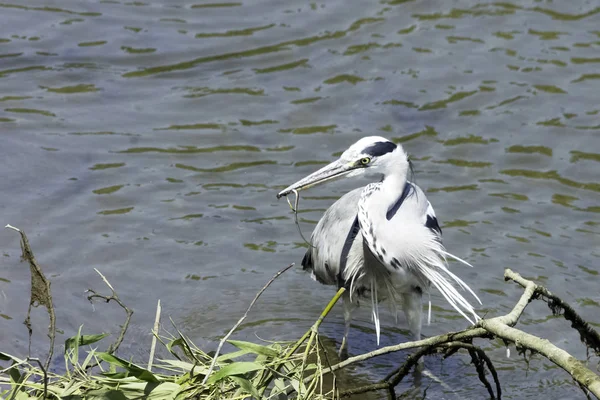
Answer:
[360, 157, 371, 165]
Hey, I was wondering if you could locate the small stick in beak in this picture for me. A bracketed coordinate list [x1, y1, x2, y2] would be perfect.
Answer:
[285, 189, 298, 212]
[285, 189, 314, 248]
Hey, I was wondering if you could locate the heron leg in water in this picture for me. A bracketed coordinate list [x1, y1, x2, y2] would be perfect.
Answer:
[402, 289, 425, 380]
[339, 292, 358, 360]
[401, 289, 423, 341]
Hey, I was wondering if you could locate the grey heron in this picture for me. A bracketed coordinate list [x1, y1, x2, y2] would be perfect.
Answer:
[277, 136, 481, 357]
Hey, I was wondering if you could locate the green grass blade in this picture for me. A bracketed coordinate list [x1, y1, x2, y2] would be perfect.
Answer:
[206, 362, 264, 385]
[227, 340, 279, 358]
[96, 352, 159, 383]
[230, 376, 261, 399]
[216, 349, 249, 362]
[65, 333, 109, 350]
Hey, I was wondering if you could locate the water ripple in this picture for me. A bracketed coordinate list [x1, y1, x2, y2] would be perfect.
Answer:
[501, 169, 600, 192]
[2, 1, 598, 396]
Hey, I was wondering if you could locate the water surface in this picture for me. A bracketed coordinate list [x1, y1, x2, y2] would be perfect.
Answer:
[0, 1, 599, 398]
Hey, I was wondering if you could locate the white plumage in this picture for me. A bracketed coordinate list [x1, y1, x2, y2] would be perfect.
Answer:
[277, 136, 480, 358]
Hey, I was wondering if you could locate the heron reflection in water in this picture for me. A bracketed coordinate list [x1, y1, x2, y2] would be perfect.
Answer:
[277, 136, 481, 358]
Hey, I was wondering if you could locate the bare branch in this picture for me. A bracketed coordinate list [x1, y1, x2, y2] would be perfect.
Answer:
[385, 345, 437, 388]
[323, 271, 541, 374]
[339, 382, 390, 398]
[479, 319, 600, 397]
[86, 269, 133, 355]
[467, 346, 497, 399]
[148, 299, 161, 371]
[505, 268, 600, 356]
[26, 357, 47, 400]
[316, 268, 600, 399]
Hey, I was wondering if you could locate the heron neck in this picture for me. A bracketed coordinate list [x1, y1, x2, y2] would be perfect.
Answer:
[380, 173, 409, 214]
[361, 173, 409, 223]
[358, 172, 408, 255]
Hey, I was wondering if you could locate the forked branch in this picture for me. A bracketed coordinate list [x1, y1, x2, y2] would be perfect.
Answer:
[320, 269, 600, 399]
[86, 269, 133, 356]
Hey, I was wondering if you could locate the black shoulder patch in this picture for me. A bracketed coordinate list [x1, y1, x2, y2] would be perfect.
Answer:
[386, 183, 413, 221]
[363, 141, 396, 157]
[301, 249, 313, 271]
[337, 215, 360, 288]
[425, 214, 442, 236]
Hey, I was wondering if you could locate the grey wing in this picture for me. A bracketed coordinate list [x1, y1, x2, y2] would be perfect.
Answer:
[301, 187, 364, 287]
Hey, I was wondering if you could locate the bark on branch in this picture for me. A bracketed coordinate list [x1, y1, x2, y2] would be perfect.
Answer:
[323, 268, 600, 399]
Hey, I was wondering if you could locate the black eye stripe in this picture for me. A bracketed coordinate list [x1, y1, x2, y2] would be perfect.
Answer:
[363, 141, 396, 157]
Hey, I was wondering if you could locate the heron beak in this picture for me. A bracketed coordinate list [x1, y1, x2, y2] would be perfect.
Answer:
[277, 159, 355, 199]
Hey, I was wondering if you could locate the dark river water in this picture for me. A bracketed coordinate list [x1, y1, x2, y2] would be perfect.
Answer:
[0, 1, 598, 398]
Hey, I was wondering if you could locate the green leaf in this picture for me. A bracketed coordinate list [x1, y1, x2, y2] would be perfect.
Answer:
[65, 333, 109, 350]
[96, 352, 159, 383]
[230, 376, 261, 399]
[86, 388, 128, 400]
[165, 338, 183, 355]
[165, 336, 192, 360]
[159, 359, 208, 374]
[303, 363, 318, 371]
[145, 382, 181, 399]
[9, 366, 20, 384]
[216, 349, 249, 361]
[81, 348, 97, 369]
[227, 340, 279, 358]
[0, 352, 23, 363]
[65, 325, 83, 364]
[206, 362, 264, 384]
[281, 360, 299, 374]
[13, 390, 30, 400]
[101, 372, 129, 379]
[58, 380, 85, 396]
[271, 377, 289, 397]
[289, 376, 307, 394]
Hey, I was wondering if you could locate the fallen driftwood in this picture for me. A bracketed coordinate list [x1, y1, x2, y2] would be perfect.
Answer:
[321, 269, 600, 399]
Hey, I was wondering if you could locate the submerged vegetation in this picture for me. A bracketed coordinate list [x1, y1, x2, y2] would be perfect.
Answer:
[2, 225, 600, 399]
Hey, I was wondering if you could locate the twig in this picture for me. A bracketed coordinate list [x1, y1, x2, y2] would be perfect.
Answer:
[321, 267, 539, 375]
[286, 287, 347, 360]
[148, 299, 161, 371]
[299, 289, 348, 399]
[321, 326, 488, 376]
[479, 318, 600, 397]
[285, 189, 315, 248]
[316, 336, 336, 380]
[466, 346, 497, 399]
[311, 268, 600, 400]
[5, 225, 56, 371]
[446, 342, 501, 399]
[316, 336, 336, 396]
[386, 345, 438, 388]
[202, 263, 295, 385]
[506, 268, 600, 356]
[263, 287, 347, 398]
[86, 269, 133, 355]
[27, 357, 47, 400]
[340, 382, 390, 398]
[342, 342, 499, 399]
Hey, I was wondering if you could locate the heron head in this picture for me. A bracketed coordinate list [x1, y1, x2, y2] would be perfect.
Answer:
[277, 136, 410, 198]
